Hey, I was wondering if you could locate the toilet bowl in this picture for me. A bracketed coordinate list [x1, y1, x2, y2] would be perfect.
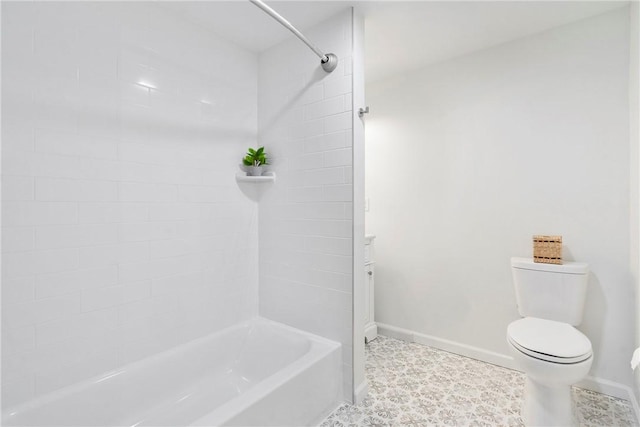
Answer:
[507, 317, 592, 426]
[509, 258, 592, 426]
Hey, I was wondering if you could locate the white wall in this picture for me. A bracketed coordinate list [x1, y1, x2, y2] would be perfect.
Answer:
[366, 8, 633, 391]
[257, 10, 354, 401]
[2, 2, 259, 408]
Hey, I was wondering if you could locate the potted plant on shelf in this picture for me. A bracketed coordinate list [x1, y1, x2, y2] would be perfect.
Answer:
[242, 146, 269, 176]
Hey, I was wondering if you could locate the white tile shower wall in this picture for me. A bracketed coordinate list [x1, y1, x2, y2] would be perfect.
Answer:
[2, 2, 259, 408]
[257, 9, 354, 400]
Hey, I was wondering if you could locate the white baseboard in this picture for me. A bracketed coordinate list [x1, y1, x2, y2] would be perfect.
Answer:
[630, 387, 640, 424]
[377, 322, 517, 370]
[576, 376, 640, 408]
[376, 321, 639, 419]
[576, 377, 640, 423]
[354, 380, 368, 405]
[377, 322, 413, 342]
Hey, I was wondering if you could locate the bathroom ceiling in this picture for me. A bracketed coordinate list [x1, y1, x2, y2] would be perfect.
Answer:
[164, 1, 628, 83]
[162, 1, 351, 52]
[363, 1, 628, 82]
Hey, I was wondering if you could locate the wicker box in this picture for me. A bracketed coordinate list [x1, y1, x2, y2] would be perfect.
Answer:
[533, 235, 562, 264]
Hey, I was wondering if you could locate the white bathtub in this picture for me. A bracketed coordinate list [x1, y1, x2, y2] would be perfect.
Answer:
[2, 318, 343, 426]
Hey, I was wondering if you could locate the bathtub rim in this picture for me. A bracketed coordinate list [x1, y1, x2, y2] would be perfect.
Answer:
[189, 322, 341, 426]
[2, 320, 248, 421]
[2, 317, 341, 426]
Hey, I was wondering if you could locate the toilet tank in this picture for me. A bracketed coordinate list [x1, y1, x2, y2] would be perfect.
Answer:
[511, 257, 589, 325]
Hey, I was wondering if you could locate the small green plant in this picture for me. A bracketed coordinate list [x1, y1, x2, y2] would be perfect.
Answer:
[242, 146, 268, 167]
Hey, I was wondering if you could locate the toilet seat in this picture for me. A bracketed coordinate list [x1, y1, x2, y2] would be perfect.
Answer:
[508, 317, 592, 364]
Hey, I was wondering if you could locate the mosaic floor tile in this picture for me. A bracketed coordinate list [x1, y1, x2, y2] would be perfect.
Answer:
[320, 335, 638, 427]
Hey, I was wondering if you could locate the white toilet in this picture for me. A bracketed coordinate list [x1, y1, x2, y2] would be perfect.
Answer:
[507, 257, 592, 427]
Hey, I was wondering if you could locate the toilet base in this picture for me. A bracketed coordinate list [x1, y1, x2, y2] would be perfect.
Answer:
[522, 378, 576, 427]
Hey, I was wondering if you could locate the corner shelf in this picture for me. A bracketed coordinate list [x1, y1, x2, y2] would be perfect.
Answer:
[235, 171, 276, 183]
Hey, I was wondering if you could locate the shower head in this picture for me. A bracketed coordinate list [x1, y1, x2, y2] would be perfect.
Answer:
[321, 53, 338, 73]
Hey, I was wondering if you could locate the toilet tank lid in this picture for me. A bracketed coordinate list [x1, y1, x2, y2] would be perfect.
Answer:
[511, 257, 588, 274]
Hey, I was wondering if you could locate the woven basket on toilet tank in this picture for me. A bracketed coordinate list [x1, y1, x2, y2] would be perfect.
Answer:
[533, 235, 562, 264]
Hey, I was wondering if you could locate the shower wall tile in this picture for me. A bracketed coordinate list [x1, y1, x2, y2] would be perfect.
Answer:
[118, 182, 178, 203]
[35, 266, 119, 299]
[77, 202, 148, 224]
[2, 2, 259, 408]
[34, 128, 119, 160]
[258, 9, 354, 402]
[34, 224, 119, 250]
[4, 249, 80, 278]
[34, 177, 118, 202]
[3, 202, 79, 226]
[2, 326, 36, 354]
[323, 148, 353, 167]
[3, 293, 82, 329]
[81, 286, 125, 312]
[2, 176, 35, 201]
[2, 227, 36, 253]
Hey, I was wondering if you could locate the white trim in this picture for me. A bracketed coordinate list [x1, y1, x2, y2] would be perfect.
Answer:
[629, 1, 640, 423]
[351, 5, 366, 408]
[377, 322, 637, 411]
[365, 323, 378, 343]
[353, 380, 369, 405]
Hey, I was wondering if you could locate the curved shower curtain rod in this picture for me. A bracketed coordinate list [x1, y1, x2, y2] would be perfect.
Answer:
[249, 0, 338, 73]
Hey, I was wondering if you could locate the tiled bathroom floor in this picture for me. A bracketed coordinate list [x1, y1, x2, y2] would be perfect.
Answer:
[320, 335, 637, 427]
